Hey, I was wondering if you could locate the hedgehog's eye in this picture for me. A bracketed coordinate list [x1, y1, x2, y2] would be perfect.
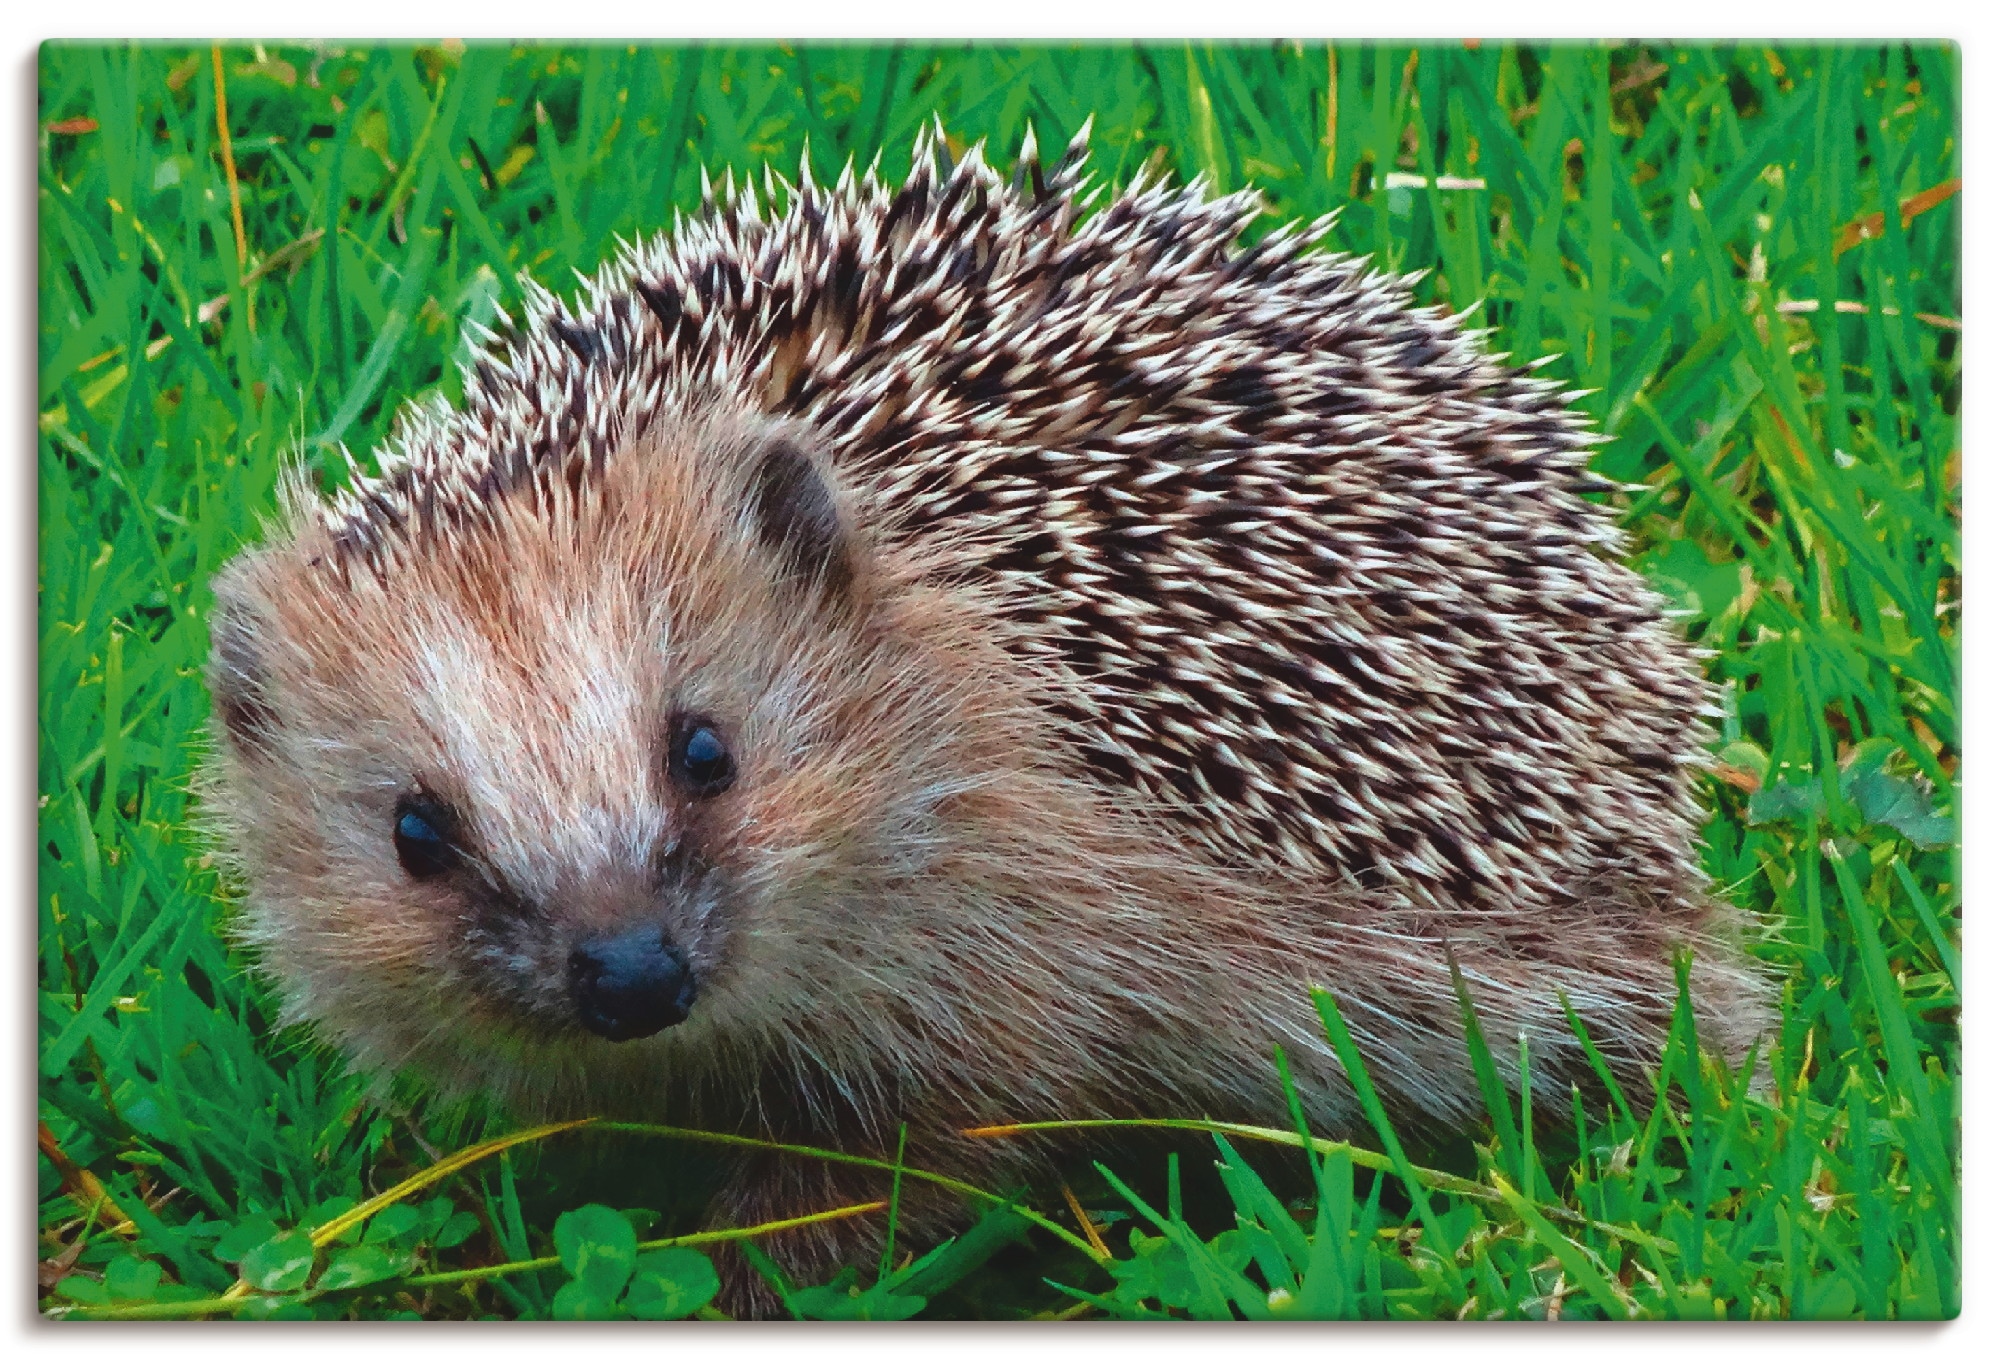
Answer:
[670, 718, 735, 798]
[393, 795, 458, 879]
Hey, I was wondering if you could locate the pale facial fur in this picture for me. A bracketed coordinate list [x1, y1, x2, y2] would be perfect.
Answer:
[208, 415, 1049, 1120]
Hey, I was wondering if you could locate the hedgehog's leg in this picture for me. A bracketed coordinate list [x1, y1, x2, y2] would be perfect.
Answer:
[706, 1151, 973, 1318]
[707, 1153, 879, 1317]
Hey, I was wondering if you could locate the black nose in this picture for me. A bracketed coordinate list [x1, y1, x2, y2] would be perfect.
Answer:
[567, 927, 697, 1041]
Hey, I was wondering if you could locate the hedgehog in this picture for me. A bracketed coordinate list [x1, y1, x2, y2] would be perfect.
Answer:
[203, 122, 1771, 1308]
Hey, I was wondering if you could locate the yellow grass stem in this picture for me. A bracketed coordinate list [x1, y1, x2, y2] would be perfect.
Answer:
[308, 1118, 596, 1249]
[209, 1117, 594, 1309]
[38, 1120, 137, 1239]
[592, 1121, 1105, 1263]
[400, 1198, 888, 1291]
[963, 1115, 1676, 1254]
[51, 1199, 887, 1320]
[211, 45, 253, 332]
[1061, 1180, 1109, 1259]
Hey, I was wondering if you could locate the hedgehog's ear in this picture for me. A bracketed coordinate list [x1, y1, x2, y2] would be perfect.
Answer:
[743, 435, 863, 608]
[208, 568, 282, 759]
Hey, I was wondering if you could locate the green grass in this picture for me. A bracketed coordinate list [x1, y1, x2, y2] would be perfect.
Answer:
[38, 40, 1958, 1320]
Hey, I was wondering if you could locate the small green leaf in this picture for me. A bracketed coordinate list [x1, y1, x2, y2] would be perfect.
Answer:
[787, 1272, 928, 1321]
[551, 1277, 625, 1320]
[318, 1243, 410, 1291]
[433, 1210, 480, 1250]
[55, 1275, 110, 1305]
[300, 1197, 361, 1243]
[1110, 1231, 1204, 1311]
[213, 1216, 281, 1264]
[1747, 778, 1824, 825]
[239, 1230, 316, 1293]
[103, 1253, 163, 1300]
[1846, 767, 1953, 849]
[414, 1196, 454, 1243]
[361, 1202, 424, 1247]
[625, 1248, 720, 1320]
[239, 1294, 317, 1320]
[553, 1204, 637, 1299]
[1642, 539, 1743, 621]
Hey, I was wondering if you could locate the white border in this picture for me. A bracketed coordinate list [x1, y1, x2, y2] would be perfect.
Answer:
[2, 1, 1994, 40]
[10, 5, 1991, 1355]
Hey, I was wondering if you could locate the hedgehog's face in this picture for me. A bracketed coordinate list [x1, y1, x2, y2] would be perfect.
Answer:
[204, 419, 1030, 1112]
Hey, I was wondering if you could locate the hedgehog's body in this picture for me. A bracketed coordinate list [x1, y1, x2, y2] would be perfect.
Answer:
[206, 128, 1768, 1302]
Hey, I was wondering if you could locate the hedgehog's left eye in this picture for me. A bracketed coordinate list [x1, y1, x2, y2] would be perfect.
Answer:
[393, 795, 459, 879]
[670, 718, 736, 798]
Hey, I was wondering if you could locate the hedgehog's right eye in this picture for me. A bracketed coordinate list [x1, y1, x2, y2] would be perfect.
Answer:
[393, 795, 458, 879]
[669, 717, 736, 799]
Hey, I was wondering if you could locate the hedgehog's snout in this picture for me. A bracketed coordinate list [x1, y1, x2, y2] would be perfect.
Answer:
[567, 926, 697, 1041]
